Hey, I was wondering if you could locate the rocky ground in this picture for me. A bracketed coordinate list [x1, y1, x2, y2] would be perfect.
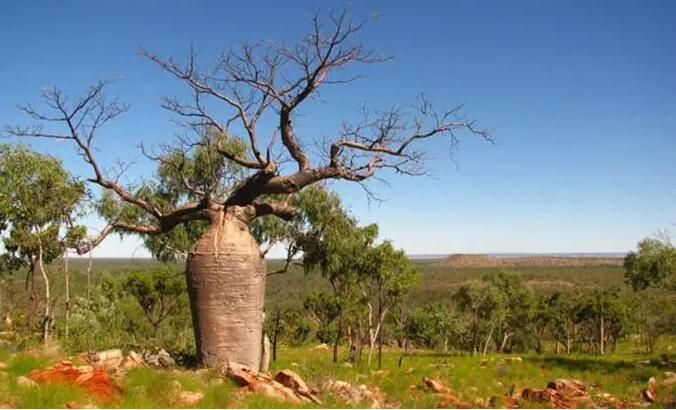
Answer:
[0, 345, 674, 408]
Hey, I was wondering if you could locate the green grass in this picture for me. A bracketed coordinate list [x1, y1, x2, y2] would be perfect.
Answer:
[0, 343, 674, 408]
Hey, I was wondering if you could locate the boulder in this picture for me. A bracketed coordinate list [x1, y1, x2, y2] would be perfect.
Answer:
[274, 369, 309, 392]
[178, 391, 204, 406]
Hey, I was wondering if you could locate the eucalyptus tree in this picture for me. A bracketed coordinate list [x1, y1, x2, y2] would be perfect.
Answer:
[625, 235, 676, 291]
[362, 241, 419, 366]
[7, 10, 490, 369]
[0, 145, 86, 342]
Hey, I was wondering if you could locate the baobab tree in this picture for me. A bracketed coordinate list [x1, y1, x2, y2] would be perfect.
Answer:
[6, 10, 491, 370]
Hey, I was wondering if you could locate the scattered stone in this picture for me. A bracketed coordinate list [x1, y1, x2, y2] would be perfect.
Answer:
[421, 377, 470, 408]
[546, 378, 587, 397]
[321, 379, 386, 408]
[422, 377, 451, 394]
[311, 343, 331, 352]
[143, 348, 175, 368]
[226, 362, 317, 404]
[177, 391, 204, 406]
[17, 375, 38, 388]
[274, 369, 321, 404]
[520, 388, 575, 408]
[0, 361, 8, 370]
[120, 350, 144, 370]
[90, 349, 124, 370]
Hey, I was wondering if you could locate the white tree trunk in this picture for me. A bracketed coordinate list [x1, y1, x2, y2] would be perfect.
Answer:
[64, 249, 70, 338]
[37, 240, 50, 343]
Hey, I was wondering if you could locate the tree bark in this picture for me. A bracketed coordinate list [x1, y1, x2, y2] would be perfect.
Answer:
[185, 211, 266, 370]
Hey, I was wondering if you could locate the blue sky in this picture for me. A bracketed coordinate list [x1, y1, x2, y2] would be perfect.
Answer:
[1, 0, 674, 257]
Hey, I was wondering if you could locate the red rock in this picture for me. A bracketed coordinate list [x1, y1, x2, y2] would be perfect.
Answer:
[28, 361, 120, 400]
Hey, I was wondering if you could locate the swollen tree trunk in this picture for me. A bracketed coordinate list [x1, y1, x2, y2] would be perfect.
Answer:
[186, 212, 266, 370]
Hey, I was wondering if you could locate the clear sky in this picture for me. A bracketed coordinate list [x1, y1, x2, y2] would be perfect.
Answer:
[1, 0, 674, 257]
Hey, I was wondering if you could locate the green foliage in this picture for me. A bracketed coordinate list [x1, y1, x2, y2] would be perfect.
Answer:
[404, 303, 451, 349]
[62, 266, 192, 354]
[95, 129, 249, 261]
[0, 144, 85, 270]
[624, 235, 676, 291]
[108, 266, 187, 335]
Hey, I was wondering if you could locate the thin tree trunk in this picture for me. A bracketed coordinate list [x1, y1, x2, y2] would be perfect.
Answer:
[25, 261, 38, 329]
[377, 298, 385, 369]
[64, 249, 70, 338]
[38, 240, 50, 343]
[333, 313, 343, 364]
[483, 321, 495, 356]
[499, 332, 511, 353]
[272, 312, 281, 362]
[566, 327, 571, 354]
[186, 212, 266, 370]
[599, 315, 605, 355]
[86, 250, 93, 303]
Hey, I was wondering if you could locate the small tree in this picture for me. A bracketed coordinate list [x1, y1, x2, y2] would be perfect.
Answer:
[110, 267, 188, 338]
[0, 145, 85, 342]
[362, 241, 419, 366]
[404, 303, 451, 350]
[625, 235, 676, 291]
